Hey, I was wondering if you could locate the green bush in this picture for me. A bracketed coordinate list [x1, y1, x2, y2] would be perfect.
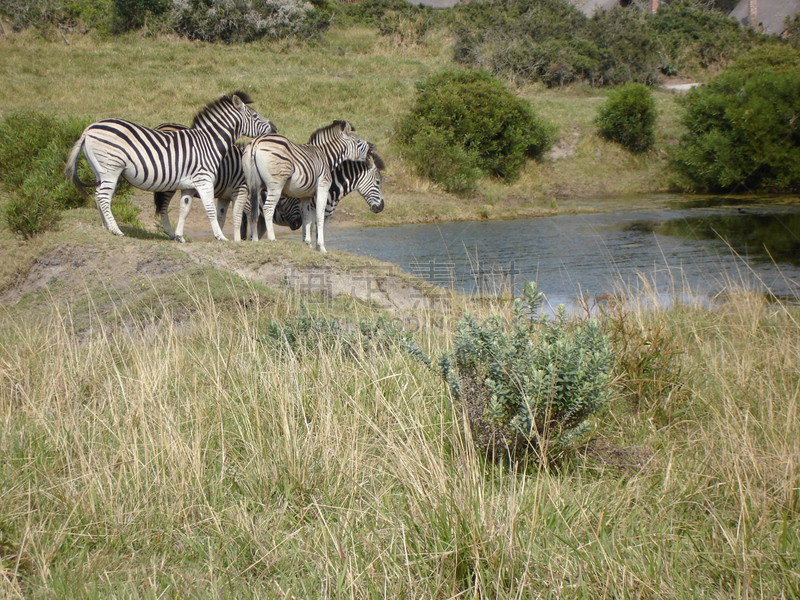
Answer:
[111, 0, 169, 32]
[173, 0, 330, 43]
[649, 0, 748, 73]
[395, 69, 554, 192]
[407, 283, 614, 462]
[262, 308, 407, 358]
[586, 7, 661, 86]
[595, 82, 657, 153]
[336, 0, 430, 27]
[401, 126, 482, 195]
[0, 112, 135, 238]
[669, 46, 800, 192]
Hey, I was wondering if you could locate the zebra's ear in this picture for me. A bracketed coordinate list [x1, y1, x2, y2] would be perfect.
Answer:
[231, 94, 244, 110]
[335, 120, 354, 134]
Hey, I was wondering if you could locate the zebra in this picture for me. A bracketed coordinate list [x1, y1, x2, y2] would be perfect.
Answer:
[242, 120, 371, 253]
[239, 150, 385, 247]
[151, 123, 302, 242]
[64, 92, 276, 240]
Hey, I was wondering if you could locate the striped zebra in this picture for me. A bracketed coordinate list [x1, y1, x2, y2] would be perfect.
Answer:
[239, 150, 385, 246]
[64, 92, 276, 240]
[151, 123, 301, 242]
[242, 120, 371, 253]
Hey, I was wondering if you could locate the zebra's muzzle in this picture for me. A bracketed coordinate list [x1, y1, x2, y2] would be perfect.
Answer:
[371, 201, 385, 214]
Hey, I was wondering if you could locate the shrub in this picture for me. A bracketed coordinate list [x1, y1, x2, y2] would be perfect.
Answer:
[172, 0, 330, 43]
[669, 46, 800, 192]
[112, 0, 170, 32]
[587, 7, 661, 86]
[0, 112, 135, 238]
[262, 308, 407, 358]
[595, 82, 657, 153]
[407, 282, 615, 462]
[649, 0, 748, 73]
[401, 126, 482, 195]
[395, 69, 554, 191]
[336, 0, 429, 27]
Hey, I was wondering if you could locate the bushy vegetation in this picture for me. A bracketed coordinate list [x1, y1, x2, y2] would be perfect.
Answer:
[112, 0, 170, 32]
[0, 0, 330, 41]
[595, 82, 657, 153]
[669, 46, 800, 192]
[172, 0, 330, 43]
[449, 0, 756, 86]
[407, 282, 614, 461]
[649, 0, 753, 75]
[395, 69, 554, 194]
[0, 112, 137, 239]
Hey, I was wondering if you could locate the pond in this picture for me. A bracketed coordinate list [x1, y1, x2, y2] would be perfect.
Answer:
[326, 194, 800, 311]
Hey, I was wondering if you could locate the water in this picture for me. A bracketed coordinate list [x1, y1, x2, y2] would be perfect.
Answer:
[326, 195, 800, 310]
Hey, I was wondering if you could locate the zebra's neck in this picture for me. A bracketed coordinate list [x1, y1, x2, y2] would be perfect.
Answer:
[193, 111, 238, 155]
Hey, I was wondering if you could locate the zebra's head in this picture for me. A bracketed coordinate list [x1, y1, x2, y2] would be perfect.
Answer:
[272, 195, 303, 230]
[230, 92, 278, 138]
[355, 148, 385, 214]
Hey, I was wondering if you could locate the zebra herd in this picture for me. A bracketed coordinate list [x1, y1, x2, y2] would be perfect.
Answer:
[64, 91, 385, 253]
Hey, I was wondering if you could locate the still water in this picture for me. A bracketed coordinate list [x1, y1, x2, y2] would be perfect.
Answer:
[327, 195, 800, 309]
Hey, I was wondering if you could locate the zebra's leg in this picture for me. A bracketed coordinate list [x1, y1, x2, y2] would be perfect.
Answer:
[216, 198, 230, 230]
[196, 184, 228, 242]
[231, 185, 248, 242]
[300, 200, 314, 248]
[314, 185, 330, 254]
[261, 189, 282, 242]
[94, 175, 125, 236]
[156, 190, 177, 239]
[174, 191, 194, 244]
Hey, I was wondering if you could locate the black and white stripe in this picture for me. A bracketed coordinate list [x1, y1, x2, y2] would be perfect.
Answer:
[64, 92, 276, 240]
[151, 124, 301, 242]
[242, 120, 371, 253]
[255, 151, 384, 247]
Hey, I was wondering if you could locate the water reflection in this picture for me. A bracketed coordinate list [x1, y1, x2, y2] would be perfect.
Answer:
[653, 210, 800, 266]
[328, 195, 800, 310]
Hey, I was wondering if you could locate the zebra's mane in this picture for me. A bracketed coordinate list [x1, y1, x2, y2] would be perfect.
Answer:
[371, 151, 386, 171]
[308, 120, 355, 143]
[191, 92, 253, 127]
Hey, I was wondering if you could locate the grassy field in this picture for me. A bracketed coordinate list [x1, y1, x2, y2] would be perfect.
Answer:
[1, 270, 799, 597]
[0, 25, 685, 227]
[1, 25, 799, 598]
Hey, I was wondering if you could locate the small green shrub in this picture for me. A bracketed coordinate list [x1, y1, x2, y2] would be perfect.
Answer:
[395, 69, 554, 192]
[263, 308, 407, 358]
[669, 46, 800, 192]
[0, 112, 135, 238]
[408, 283, 614, 462]
[4, 194, 61, 240]
[595, 82, 657, 153]
[601, 302, 687, 425]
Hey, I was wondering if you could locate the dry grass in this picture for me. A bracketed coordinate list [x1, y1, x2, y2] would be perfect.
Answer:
[1, 272, 799, 597]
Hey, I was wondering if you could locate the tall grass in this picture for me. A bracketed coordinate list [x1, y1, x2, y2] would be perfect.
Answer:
[1, 274, 798, 597]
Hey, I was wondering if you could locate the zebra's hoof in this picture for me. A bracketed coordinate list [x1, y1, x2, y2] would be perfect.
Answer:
[176, 235, 186, 244]
[215, 235, 229, 242]
[317, 246, 327, 254]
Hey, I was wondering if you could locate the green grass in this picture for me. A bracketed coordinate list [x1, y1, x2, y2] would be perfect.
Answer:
[1, 274, 799, 598]
[0, 25, 687, 231]
[1, 25, 798, 598]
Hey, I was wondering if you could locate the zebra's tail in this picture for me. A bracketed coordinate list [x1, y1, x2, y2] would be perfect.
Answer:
[64, 132, 97, 200]
[154, 192, 170, 217]
[242, 142, 261, 240]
